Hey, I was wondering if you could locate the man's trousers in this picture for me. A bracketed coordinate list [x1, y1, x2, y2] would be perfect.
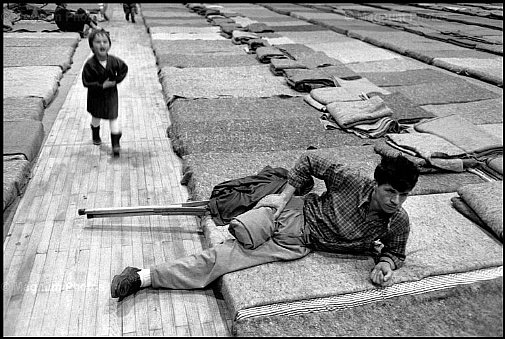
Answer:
[150, 197, 311, 289]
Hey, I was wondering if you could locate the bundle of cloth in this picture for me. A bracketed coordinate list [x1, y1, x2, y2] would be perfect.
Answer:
[231, 30, 260, 45]
[383, 132, 480, 172]
[255, 46, 289, 63]
[324, 95, 403, 138]
[245, 22, 274, 33]
[219, 23, 243, 38]
[414, 114, 503, 159]
[269, 44, 361, 79]
[304, 77, 390, 112]
[414, 114, 503, 176]
[451, 181, 503, 241]
[269, 58, 308, 75]
[247, 38, 270, 53]
[283, 67, 362, 92]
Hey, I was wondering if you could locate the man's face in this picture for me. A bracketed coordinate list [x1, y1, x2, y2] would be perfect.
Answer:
[374, 184, 411, 214]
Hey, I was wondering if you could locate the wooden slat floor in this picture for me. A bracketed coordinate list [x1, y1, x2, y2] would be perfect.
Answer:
[3, 4, 233, 336]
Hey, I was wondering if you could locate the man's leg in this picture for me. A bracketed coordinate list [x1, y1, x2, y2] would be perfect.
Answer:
[111, 197, 310, 299]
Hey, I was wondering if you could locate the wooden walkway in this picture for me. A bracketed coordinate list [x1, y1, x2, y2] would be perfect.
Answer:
[3, 4, 233, 336]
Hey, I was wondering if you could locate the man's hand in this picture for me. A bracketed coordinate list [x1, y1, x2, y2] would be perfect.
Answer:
[253, 194, 288, 219]
[370, 261, 394, 287]
[102, 79, 116, 89]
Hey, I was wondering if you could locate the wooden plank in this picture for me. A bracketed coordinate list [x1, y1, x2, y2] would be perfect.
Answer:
[121, 245, 136, 334]
[37, 194, 62, 254]
[2, 254, 24, 331]
[95, 247, 112, 336]
[109, 243, 123, 336]
[53, 289, 74, 336]
[133, 238, 150, 336]
[153, 240, 176, 336]
[67, 248, 90, 336]
[58, 193, 80, 252]
[40, 250, 67, 335]
[81, 239, 101, 335]
[142, 243, 163, 331]
[13, 253, 46, 336]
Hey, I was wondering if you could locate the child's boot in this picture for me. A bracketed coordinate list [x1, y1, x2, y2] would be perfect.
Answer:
[91, 125, 101, 145]
[111, 132, 122, 157]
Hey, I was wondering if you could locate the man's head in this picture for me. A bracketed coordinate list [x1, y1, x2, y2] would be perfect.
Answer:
[372, 155, 420, 214]
[88, 29, 111, 58]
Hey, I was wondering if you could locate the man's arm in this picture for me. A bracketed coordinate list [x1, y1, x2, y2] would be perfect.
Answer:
[370, 215, 410, 286]
[254, 152, 346, 218]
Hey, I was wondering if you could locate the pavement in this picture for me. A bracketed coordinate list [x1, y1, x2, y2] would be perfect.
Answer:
[2, 2, 503, 337]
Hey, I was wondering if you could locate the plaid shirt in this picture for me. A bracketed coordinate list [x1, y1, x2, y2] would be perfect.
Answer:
[288, 153, 410, 269]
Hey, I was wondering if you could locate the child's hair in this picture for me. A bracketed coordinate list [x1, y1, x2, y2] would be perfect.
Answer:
[374, 154, 420, 192]
[88, 28, 111, 48]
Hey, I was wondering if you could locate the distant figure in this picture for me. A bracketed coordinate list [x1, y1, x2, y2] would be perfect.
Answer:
[54, 3, 99, 37]
[97, 3, 109, 22]
[122, 3, 137, 23]
[82, 29, 128, 157]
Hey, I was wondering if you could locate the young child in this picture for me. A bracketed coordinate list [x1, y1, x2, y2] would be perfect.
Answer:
[82, 29, 128, 157]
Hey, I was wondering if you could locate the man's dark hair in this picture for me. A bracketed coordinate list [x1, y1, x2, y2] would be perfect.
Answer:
[374, 154, 420, 192]
[88, 28, 111, 48]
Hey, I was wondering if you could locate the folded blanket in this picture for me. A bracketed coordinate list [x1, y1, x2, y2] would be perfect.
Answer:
[386, 132, 469, 172]
[352, 117, 402, 139]
[247, 38, 270, 52]
[310, 87, 364, 105]
[326, 96, 393, 129]
[335, 77, 391, 97]
[374, 140, 441, 173]
[246, 22, 274, 33]
[386, 132, 468, 159]
[457, 181, 503, 240]
[284, 68, 338, 92]
[269, 58, 308, 76]
[276, 43, 317, 59]
[368, 92, 436, 124]
[220, 23, 243, 37]
[284, 66, 363, 92]
[255, 46, 288, 63]
[414, 114, 503, 158]
[232, 30, 259, 44]
[296, 51, 341, 69]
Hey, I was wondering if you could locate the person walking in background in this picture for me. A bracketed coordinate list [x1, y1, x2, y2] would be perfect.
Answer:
[123, 3, 137, 23]
[97, 3, 109, 22]
[82, 29, 128, 157]
[54, 3, 100, 37]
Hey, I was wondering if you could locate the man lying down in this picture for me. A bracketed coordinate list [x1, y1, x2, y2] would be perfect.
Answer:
[111, 153, 420, 301]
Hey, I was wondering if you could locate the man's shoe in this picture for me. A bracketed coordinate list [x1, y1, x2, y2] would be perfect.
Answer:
[111, 266, 141, 301]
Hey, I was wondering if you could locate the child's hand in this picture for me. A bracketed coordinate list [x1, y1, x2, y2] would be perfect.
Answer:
[102, 79, 116, 89]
